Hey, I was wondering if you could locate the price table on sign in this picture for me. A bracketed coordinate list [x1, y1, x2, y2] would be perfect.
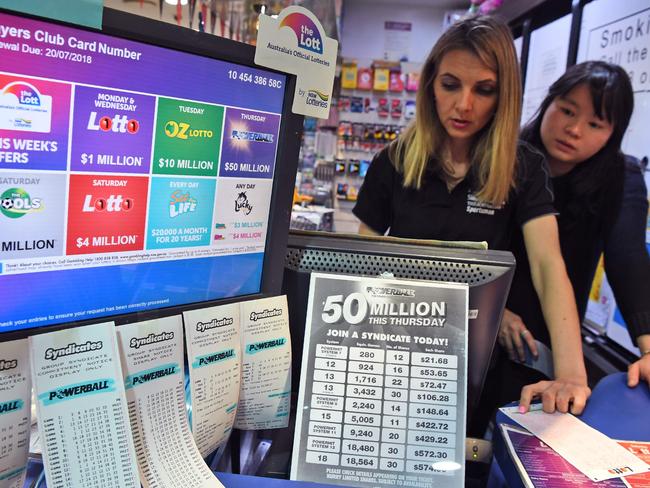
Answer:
[291, 274, 468, 488]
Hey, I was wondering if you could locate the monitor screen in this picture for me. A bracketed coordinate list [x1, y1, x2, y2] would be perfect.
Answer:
[282, 231, 515, 426]
[0, 9, 298, 335]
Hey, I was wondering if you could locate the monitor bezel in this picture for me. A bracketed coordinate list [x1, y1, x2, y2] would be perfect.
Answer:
[282, 230, 516, 426]
[0, 7, 304, 340]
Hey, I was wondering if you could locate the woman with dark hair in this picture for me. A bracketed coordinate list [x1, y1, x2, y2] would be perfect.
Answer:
[354, 15, 591, 415]
[495, 61, 650, 409]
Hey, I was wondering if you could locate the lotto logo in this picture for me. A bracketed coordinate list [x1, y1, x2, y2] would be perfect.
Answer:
[279, 12, 324, 54]
[0, 80, 53, 133]
[2, 81, 42, 106]
[82, 194, 133, 212]
[0, 187, 43, 218]
[67, 175, 147, 255]
[87, 112, 139, 134]
[169, 190, 197, 218]
[164, 121, 213, 139]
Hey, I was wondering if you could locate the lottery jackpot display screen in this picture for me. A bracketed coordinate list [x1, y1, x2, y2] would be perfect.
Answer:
[0, 9, 295, 334]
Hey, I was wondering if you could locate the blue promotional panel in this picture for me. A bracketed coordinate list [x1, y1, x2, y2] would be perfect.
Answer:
[0, 253, 264, 332]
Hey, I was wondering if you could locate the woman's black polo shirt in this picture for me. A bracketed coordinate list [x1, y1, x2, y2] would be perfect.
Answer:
[352, 142, 556, 251]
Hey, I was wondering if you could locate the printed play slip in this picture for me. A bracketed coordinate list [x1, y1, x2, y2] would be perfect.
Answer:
[501, 406, 650, 482]
[184, 304, 241, 458]
[0, 339, 31, 488]
[617, 441, 650, 488]
[29, 322, 139, 488]
[116, 316, 224, 488]
[235, 295, 291, 430]
[500, 424, 627, 488]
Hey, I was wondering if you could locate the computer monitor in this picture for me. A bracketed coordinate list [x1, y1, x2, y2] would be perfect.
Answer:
[283, 230, 515, 425]
[0, 8, 303, 340]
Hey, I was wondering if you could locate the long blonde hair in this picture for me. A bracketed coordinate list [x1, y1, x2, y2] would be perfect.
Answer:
[389, 15, 521, 205]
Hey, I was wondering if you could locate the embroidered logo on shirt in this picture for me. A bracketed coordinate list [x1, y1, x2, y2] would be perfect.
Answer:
[466, 192, 504, 216]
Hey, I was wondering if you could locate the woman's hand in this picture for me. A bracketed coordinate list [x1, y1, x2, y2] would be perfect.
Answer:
[521, 216, 589, 414]
[627, 355, 650, 388]
[498, 308, 539, 362]
[628, 335, 650, 388]
[518, 377, 591, 414]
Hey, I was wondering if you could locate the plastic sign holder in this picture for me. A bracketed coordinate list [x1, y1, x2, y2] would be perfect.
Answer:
[255, 6, 338, 119]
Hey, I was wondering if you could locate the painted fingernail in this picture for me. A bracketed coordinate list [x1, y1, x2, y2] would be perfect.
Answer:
[518, 406, 526, 414]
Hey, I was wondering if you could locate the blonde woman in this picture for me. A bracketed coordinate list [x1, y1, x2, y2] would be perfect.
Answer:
[353, 16, 590, 415]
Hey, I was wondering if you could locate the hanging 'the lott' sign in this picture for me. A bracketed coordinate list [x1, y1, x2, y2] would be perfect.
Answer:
[255, 6, 338, 119]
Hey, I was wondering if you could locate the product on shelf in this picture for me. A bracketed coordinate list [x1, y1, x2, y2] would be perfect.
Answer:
[391, 98, 403, 119]
[341, 62, 358, 90]
[406, 71, 420, 91]
[337, 96, 350, 112]
[359, 160, 370, 178]
[350, 96, 364, 113]
[352, 123, 365, 140]
[336, 182, 349, 199]
[389, 70, 404, 92]
[363, 97, 374, 113]
[337, 121, 402, 154]
[357, 68, 373, 90]
[378, 98, 389, 118]
[385, 126, 399, 141]
[337, 121, 352, 138]
[405, 100, 416, 120]
[373, 67, 390, 91]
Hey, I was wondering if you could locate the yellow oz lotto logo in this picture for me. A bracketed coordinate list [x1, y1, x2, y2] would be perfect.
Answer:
[164, 120, 213, 139]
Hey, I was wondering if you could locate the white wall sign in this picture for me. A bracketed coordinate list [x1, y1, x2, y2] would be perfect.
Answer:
[255, 6, 338, 119]
[384, 21, 411, 61]
[522, 14, 572, 126]
[578, 0, 650, 162]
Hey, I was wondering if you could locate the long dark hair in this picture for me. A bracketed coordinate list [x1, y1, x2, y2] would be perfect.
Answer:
[521, 61, 634, 231]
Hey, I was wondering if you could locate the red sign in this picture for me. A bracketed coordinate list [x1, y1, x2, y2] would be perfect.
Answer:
[66, 174, 148, 254]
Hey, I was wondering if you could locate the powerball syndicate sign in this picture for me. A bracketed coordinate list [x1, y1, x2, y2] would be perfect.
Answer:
[291, 273, 468, 488]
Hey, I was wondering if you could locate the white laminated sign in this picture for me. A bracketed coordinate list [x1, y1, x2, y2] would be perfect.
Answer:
[29, 322, 140, 488]
[255, 6, 338, 119]
[0, 339, 31, 488]
[183, 304, 241, 458]
[291, 273, 469, 488]
[116, 316, 224, 488]
[235, 295, 292, 430]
